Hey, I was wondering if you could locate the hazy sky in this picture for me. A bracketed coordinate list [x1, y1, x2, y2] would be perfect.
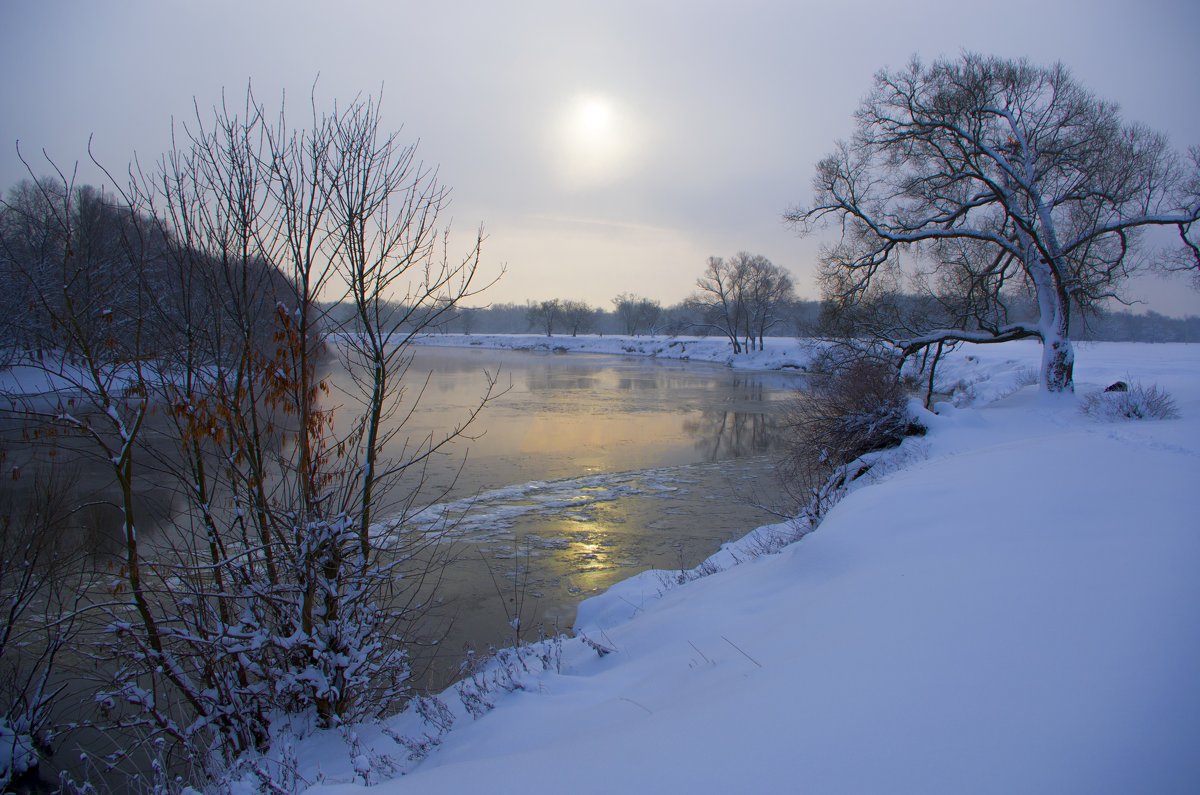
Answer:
[2, 0, 1198, 315]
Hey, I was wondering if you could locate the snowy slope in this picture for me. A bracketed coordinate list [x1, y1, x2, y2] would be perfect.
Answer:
[286, 340, 1200, 794]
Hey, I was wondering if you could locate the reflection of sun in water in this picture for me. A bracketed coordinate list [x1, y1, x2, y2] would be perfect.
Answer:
[554, 92, 640, 189]
[572, 540, 602, 558]
[568, 538, 610, 576]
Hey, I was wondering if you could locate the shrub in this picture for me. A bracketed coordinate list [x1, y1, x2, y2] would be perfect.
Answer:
[1081, 382, 1180, 421]
[779, 358, 924, 494]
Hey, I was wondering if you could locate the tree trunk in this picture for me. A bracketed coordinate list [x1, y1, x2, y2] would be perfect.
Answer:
[1037, 286, 1075, 392]
[1028, 244, 1075, 393]
[1041, 335, 1074, 392]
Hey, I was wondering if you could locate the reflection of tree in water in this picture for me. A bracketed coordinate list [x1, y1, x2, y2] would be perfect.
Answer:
[616, 376, 660, 391]
[683, 409, 777, 461]
[683, 374, 784, 461]
[522, 368, 601, 393]
[2, 412, 183, 556]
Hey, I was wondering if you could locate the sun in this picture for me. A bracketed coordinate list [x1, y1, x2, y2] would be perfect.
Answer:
[573, 96, 615, 141]
[553, 93, 639, 190]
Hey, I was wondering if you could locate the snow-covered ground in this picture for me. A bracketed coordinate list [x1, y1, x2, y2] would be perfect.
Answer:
[221, 339, 1200, 792]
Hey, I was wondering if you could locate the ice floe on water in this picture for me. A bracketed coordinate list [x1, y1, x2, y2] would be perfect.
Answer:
[370, 454, 784, 670]
[380, 458, 764, 548]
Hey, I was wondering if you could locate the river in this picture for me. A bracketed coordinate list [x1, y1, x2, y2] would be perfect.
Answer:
[335, 345, 803, 684]
[0, 343, 805, 784]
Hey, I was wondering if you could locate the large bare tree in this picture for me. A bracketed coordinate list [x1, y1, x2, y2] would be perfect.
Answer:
[787, 53, 1200, 392]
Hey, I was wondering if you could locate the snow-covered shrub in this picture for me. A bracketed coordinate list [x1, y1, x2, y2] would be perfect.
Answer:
[0, 718, 39, 788]
[675, 556, 722, 586]
[779, 357, 924, 494]
[454, 648, 506, 719]
[3, 89, 489, 790]
[1081, 382, 1180, 421]
[733, 521, 813, 560]
[1013, 366, 1040, 389]
[342, 728, 401, 785]
[656, 542, 724, 591]
[388, 695, 455, 762]
[776, 358, 924, 534]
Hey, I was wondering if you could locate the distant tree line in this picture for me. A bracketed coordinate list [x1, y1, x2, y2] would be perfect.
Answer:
[0, 179, 293, 366]
[414, 252, 815, 347]
[431, 293, 824, 341]
[1071, 309, 1200, 343]
[409, 294, 1199, 345]
[5, 189, 1190, 360]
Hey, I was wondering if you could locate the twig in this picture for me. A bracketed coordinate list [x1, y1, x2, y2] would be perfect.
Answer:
[618, 697, 653, 716]
[721, 635, 762, 668]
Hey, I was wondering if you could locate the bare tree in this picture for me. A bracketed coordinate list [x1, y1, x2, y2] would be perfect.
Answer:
[559, 300, 597, 337]
[611, 293, 661, 336]
[0, 86, 498, 783]
[787, 53, 1200, 392]
[1163, 146, 1200, 284]
[689, 257, 745, 352]
[737, 254, 795, 351]
[689, 253, 793, 352]
[526, 298, 562, 336]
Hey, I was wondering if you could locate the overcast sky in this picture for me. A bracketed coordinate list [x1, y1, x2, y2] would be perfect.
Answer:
[2, 0, 1198, 315]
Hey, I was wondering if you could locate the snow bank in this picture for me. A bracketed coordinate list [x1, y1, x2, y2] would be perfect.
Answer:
[413, 333, 817, 372]
[239, 341, 1200, 793]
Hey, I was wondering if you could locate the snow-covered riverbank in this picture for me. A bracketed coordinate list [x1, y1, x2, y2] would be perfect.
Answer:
[412, 332, 817, 372]
[250, 339, 1200, 793]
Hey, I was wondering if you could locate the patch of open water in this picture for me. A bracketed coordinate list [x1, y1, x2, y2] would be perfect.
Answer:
[350, 346, 803, 684]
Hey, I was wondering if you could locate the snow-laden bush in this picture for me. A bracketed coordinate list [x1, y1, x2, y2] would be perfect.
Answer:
[0, 718, 39, 788]
[1081, 382, 1180, 421]
[776, 358, 925, 532]
[780, 358, 925, 490]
